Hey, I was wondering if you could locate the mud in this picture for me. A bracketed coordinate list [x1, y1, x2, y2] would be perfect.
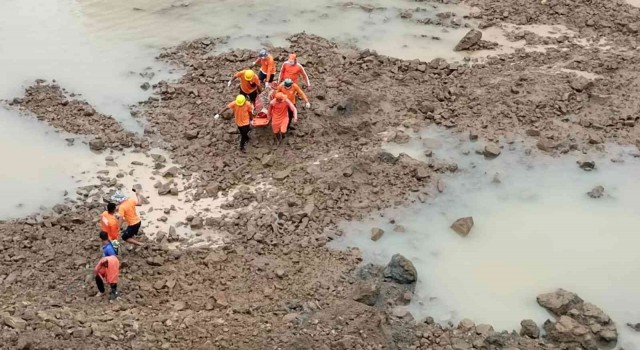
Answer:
[1, 0, 640, 349]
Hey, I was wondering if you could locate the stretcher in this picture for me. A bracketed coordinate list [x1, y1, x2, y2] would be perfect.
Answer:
[250, 82, 277, 127]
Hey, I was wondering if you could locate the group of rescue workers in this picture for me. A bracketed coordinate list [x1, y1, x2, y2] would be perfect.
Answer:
[94, 189, 145, 300]
[90, 49, 308, 301]
[215, 49, 312, 151]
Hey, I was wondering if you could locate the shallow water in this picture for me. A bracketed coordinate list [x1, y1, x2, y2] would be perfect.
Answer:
[333, 127, 640, 349]
[0, 107, 96, 219]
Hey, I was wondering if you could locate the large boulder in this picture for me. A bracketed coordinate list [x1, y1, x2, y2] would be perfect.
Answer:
[454, 29, 482, 51]
[520, 319, 540, 338]
[537, 289, 617, 347]
[383, 254, 417, 284]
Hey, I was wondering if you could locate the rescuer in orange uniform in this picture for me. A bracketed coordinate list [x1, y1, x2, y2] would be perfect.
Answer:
[278, 53, 310, 90]
[275, 78, 310, 132]
[228, 69, 263, 103]
[215, 95, 254, 152]
[254, 49, 276, 86]
[268, 92, 297, 145]
[94, 255, 120, 300]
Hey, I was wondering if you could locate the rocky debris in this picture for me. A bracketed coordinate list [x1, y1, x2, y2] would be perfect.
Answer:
[483, 144, 501, 158]
[454, 29, 482, 51]
[162, 166, 179, 178]
[520, 319, 540, 338]
[451, 217, 474, 236]
[3, 314, 27, 331]
[352, 282, 380, 306]
[577, 158, 596, 171]
[587, 185, 604, 198]
[370, 227, 384, 241]
[383, 254, 417, 284]
[538, 289, 617, 347]
[569, 76, 593, 92]
[89, 139, 105, 151]
[536, 139, 557, 152]
[628, 322, 640, 332]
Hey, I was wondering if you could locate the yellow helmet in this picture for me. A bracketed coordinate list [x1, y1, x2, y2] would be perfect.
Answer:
[243, 70, 255, 81]
[235, 94, 246, 106]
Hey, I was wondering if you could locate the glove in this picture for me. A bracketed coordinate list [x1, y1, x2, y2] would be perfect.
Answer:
[227, 81, 231, 87]
[305, 102, 311, 109]
[306, 85, 312, 91]
[214, 114, 220, 120]
[293, 118, 298, 124]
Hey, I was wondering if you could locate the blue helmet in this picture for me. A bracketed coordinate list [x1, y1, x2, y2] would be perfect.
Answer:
[258, 49, 268, 58]
[283, 79, 293, 88]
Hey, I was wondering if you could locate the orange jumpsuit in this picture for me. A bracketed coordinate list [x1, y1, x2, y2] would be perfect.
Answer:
[279, 61, 310, 87]
[100, 211, 119, 241]
[234, 70, 261, 94]
[276, 83, 308, 105]
[255, 54, 276, 82]
[269, 99, 297, 134]
[95, 256, 119, 284]
[227, 101, 253, 127]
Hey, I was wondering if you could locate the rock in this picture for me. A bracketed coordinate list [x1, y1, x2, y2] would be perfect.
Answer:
[275, 269, 286, 278]
[378, 151, 398, 164]
[451, 217, 474, 236]
[628, 323, 640, 332]
[162, 166, 179, 178]
[140, 82, 151, 90]
[392, 131, 411, 144]
[469, 131, 479, 141]
[158, 182, 172, 195]
[184, 130, 199, 140]
[283, 313, 299, 323]
[451, 338, 472, 350]
[543, 316, 596, 349]
[190, 217, 203, 229]
[89, 139, 105, 151]
[569, 76, 593, 92]
[415, 167, 429, 180]
[476, 324, 494, 336]
[454, 29, 482, 51]
[146, 257, 165, 266]
[587, 185, 604, 199]
[588, 134, 603, 145]
[370, 227, 384, 241]
[536, 139, 557, 152]
[3, 315, 27, 331]
[437, 179, 446, 192]
[483, 144, 501, 158]
[520, 319, 540, 338]
[458, 319, 475, 331]
[273, 168, 291, 180]
[342, 166, 354, 177]
[352, 282, 379, 306]
[525, 129, 541, 137]
[577, 158, 596, 171]
[383, 254, 417, 284]
[537, 289, 583, 315]
[261, 154, 275, 167]
[72, 327, 92, 338]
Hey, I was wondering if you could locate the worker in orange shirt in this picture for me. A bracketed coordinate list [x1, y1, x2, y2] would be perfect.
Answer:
[276, 79, 311, 132]
[100, 202, 119, 241]
[111, 190, 144, 246]
[228, 69, 262, 103]
[268, 92, 297, 145]
[214, 95, 254, 152]
[94, 255, 120, 300]
[278, 53, 311, 90]
[254, 49, 276, 86]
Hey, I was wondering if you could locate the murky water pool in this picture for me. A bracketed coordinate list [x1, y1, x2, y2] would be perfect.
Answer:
[332, 127, 640, 349]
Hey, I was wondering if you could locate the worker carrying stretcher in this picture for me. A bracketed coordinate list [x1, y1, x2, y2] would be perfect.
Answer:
[268, 92, 297, 145]
[275, 78, 310, 131]
[228, 69, 262, 103]
[278, 53, 310, 90]
[254, 49, 276, 85]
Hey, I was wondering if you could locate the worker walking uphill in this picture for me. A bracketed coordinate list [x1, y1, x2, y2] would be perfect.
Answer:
[111, 190, 144, 247]
[276, 78, 310, 131]
[268, 92, 297, 145]
[215, 95, 254, 152]
[254, 49, 276, 85]
[94, 255, 119, 300]
[278, 54, 311, 90]
[228, 69, 262, 103]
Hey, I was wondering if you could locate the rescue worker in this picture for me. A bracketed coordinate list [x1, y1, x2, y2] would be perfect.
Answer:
[276, 78, 311, 131]
[100, 202, 119, 242]
[278, 53, 311, 90]
[94, 255, 119, 300]
[228, 69, 262, 103]
[254, 49, 276, 86]
[215, 95, 254, 152]
[100, 231, 117, 257]
[111, 190, 144, 247]
[268, 92, 297, 145]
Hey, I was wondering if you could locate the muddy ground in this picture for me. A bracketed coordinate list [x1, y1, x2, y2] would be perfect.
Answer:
[1, 0, 640, 349]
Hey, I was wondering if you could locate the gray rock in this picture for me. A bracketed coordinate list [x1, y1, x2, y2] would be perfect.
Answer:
[162, 166, 179, 178]
[190, 217, 203, 229]
[577, 158, 596, 171]
[352, 282, 379, 306]
[454, 29, 482, 51]
[483, 144, 501, 158]
[587, 185, 604, 198]
[536, 139, 557, 152]
[370, 227, 384, 241]
[383, 254, 417, 284]
[537, 289, 583, 315]
[569, 76, 593, 92]
[273, 168, 291, 180]
[451, 217, 474, 236]
[3, 315, 27, 331]
[520, 319, 540, 338]
[89, 139, 105, 151]
[378, 151, 398, 164]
